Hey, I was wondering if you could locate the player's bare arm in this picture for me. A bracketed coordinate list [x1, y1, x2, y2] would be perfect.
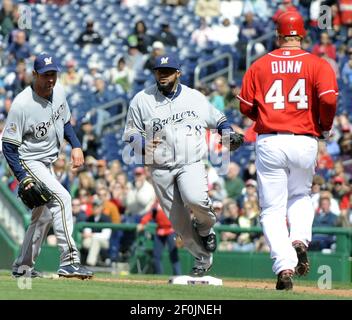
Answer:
[71, 148, 85, 169]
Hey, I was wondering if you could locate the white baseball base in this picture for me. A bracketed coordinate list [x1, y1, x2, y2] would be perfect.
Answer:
[168, 275, 223, 286]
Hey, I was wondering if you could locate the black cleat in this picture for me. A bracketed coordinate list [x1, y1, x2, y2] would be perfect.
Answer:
[57, 264, 94, 280]
[276, 270, 294, 290]
[201, 233, 217, 253]
[12, 269, 43, 278]
[190, 256, 213, 277]
[293, 241, 310, 276]
[190, 265, 212, 277]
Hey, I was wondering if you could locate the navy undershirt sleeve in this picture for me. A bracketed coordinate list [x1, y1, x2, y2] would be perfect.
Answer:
[2, 142, 27, 181]
[64, 122, 81, 148]
[217, 120, 233, 135]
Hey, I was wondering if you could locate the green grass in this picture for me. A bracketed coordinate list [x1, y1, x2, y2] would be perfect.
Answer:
[0, 272, 350, 300]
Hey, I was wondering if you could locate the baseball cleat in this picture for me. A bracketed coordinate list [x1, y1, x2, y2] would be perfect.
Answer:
[276, 270, 294, 290]
[12, 269, 43, 278]
[57, 264, 94, 280]
[201, 233, 217, 253]
[190, 265, 212, 277]
[192, 218, 217, 253]
[190, 256, 213, 277]
[293, 241, 310, 276]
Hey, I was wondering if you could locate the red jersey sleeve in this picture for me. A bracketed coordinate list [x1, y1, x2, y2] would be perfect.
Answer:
[237, 67, 258, 121]
[316, 59, 338, 131]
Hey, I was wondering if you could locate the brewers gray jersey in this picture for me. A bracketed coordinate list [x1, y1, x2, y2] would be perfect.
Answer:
[2, 83, 71, 163]
[123, 84, 226, 168]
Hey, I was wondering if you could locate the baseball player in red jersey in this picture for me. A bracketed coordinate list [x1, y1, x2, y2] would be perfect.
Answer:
[237, 11, 338, 290]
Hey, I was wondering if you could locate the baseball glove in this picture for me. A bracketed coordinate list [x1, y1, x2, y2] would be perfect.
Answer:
[220, 131, 244, 151]
[18, 177, 53, 209]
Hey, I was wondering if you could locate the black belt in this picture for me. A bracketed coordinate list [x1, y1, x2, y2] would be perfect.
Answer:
[259, 132, 315, 138]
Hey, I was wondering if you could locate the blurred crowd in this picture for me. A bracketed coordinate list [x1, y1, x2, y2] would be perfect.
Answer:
[0, 0, 351, 270]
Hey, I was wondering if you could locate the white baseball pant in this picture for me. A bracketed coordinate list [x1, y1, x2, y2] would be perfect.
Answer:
[255, 133, 318, 275]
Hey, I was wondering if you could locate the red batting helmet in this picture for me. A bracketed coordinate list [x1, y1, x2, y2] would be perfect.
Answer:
[276, 11, 306, 37]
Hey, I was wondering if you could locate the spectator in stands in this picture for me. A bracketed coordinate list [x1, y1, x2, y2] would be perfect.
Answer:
[109, 160, 122, 179]
[60, 59, 82, 88]
[243, 0, 271, 22]
[325, 131, 341, 160]
[125, 167, 156, 222]
[316, 141, 334, 179]
[331, 176, 349, 206]
[162, 0, 188, 6]
[339, 191, 352, 227]
[53, 153, 70, 192]
[90, 78, 115, 106]
[77, 171, 96, 196]
[76, 20, 102, 47]
[238, 12, 264, 67]
[82, 60, 102, 87]
[195, 0, 221, 19]
[209, 181, 227, 202]
[210, 77, 229, 112]
[312, 32, 337, 61]
[342, 49, 352, 88]
[310, 196, 338, 251]
[78, 188, 93, 216]
[211, 17, 239, 47]
[7, 30, 33, 63]
[0, 0, 15, 39]
[212, 200, 224, 221]
[106, 57, 133, 92]
[332, 158, 350, 183]
[191, 18, 215, 49]
[272, 0, 298, 23]
[110, 181, 127, 214]
[224, 81, 241, 110]
[144, 41, 165, 71]
[72, 198, 88, 224]
[76, 118, 100, 159]
[218, 200, 240, 251]
[238, 179, 258, 209]
[124, 41, 145, 81]
[137, 202, 182, 275]
[313, 188, 341, 217]
[127, 20, 153, 54]
[233, 200, 259, 251]
[332, 0, 352, 42]
[82, 198, 112, 266]
[242, 159, 257, 181]
[154, 22, 177, 48]
[97, 186, 121, 224]
[224, 162, 245, 201]
[4, 59, 32, 96]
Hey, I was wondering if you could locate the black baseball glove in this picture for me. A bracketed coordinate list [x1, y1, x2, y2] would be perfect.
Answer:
[18, 177, 53, 209]
[220, 132, 244, 151]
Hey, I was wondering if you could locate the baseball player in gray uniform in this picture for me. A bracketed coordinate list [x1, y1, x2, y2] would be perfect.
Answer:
[123, 54, 243, 276]
[1, 53, 93, 279]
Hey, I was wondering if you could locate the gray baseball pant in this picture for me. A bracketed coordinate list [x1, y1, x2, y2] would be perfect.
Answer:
[13, 160, 80, 271]
[150, 161, 216, 266]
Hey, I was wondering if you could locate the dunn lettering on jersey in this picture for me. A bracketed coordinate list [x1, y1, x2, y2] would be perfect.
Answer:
[271, 61, 302, 74]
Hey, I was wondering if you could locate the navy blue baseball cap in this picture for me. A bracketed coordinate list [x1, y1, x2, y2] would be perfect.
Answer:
[34, 53, 60, 74]
[153, 54, 181, 70]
